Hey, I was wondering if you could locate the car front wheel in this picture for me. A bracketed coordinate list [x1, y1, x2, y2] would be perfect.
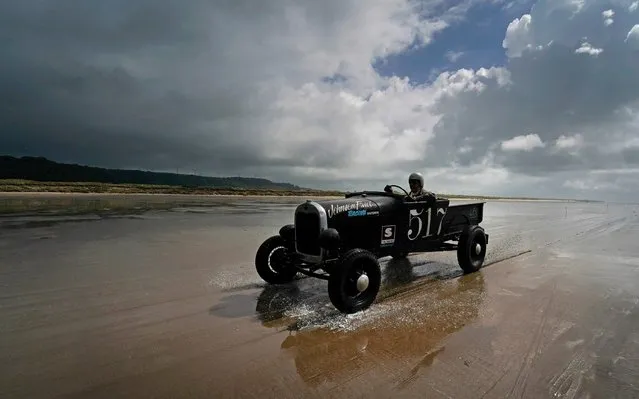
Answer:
[328, 249, 382, 314]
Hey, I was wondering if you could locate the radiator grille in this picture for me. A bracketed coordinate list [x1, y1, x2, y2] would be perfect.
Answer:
[295, 210, 321, 256]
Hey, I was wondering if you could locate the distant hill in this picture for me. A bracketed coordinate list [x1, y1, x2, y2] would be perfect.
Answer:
[0, 156, 304, 190]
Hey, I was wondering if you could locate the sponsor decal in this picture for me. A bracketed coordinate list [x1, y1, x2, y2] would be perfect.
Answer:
[381, 225, 396, 246]
[327, 200, 376, 218]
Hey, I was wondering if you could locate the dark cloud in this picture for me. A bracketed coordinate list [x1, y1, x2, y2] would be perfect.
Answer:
[0, 0, 451, 176]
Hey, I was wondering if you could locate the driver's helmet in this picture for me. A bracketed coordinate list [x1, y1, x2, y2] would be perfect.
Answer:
[408, 172, 424, 192]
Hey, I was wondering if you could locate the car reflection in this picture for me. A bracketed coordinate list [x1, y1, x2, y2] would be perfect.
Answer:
[254, 257, 486, 389]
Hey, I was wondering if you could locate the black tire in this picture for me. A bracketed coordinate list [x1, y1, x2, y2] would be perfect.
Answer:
[457, 225, 487, 274]
[328, 249, 382, 314]
[255, 235, 298, 284]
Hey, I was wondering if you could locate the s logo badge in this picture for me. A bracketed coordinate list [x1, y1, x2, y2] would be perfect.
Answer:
[381, 225, 396, 245]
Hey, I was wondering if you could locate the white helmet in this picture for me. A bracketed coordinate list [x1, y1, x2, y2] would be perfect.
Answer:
[408, 172, 424, 188]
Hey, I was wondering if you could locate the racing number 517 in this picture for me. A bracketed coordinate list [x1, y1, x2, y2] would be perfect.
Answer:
[407, 207, 447, 241]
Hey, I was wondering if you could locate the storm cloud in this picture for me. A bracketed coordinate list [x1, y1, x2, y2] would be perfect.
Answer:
[1, 0, 639, 201]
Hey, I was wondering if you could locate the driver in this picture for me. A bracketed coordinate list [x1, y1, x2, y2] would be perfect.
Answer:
[408, 172, 436, 201]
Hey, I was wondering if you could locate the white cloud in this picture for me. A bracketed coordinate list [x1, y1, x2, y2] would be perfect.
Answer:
[501, 134, 546, 151]
[501, 0, 637, 58]
[503, 14, 533, 57]
[626, 25, 639, 48]
[570, 0, 586, 13]
[575, 41, 603, 55]
[445, 50, 464, 62]
[602, 9, 615, 25]
[432, 67, 511, 99]
[263, 77, 440, 177]
[555, 134, 584, 150]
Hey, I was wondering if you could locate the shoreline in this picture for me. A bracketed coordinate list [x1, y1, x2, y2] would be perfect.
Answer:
[0, 179, 599, 204]
[0, 191, 342, 199]
[0, 190, 585, 203]
[0, 191, 579, 201]
[0, 191, 593, 217]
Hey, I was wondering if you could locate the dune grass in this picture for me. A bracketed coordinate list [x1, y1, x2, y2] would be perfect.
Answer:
[0, 179, 343, 215]
[0, 179, 343, 196]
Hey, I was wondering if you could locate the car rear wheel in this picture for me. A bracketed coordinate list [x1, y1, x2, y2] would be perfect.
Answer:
[255, 235, 298, 284]
[457, 225, 487, 274]
[328, 249, 381, 314]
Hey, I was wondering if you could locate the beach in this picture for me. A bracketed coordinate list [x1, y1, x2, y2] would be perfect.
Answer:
[1, 196, 635, 398]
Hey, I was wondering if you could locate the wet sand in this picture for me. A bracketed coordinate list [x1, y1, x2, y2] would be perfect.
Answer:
[1, 199, 638, 398]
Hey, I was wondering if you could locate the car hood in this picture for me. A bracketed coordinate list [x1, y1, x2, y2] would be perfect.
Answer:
[313, 194, 399, 221]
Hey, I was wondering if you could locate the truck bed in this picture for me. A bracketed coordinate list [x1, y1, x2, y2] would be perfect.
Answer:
[440, 201, 485, 238]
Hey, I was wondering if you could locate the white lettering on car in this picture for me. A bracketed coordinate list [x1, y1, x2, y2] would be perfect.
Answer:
[408, 207, 447, 241]
[327, 200, 376, 218]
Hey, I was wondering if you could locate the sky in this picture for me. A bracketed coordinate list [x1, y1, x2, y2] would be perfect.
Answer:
[1, 0, 639, 201]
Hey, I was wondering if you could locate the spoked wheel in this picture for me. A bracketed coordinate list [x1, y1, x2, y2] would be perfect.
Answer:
[255, 235, 298, 284]
[457, 225, 487, 274]
[328, 249, 382, 314]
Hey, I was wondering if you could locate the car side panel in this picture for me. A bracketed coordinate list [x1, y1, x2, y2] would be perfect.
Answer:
[311, 196, 484, 255]
[397, 198, 451, 251]
[315, 195, 406, 254]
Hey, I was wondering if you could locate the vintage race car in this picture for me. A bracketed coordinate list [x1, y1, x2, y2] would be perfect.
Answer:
[254, 184, 489, 314]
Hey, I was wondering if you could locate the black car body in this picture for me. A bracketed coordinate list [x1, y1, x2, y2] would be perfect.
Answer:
[255, 189, 489, 314]
[293, 191, 485, 262]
